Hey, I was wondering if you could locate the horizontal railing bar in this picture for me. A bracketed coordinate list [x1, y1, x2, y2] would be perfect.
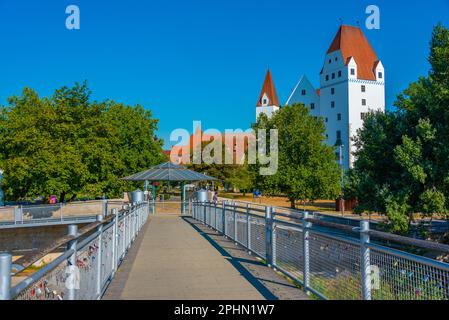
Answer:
[13, 214, 114, 274]
[308, 228, 361, 246]
[368, 229, 449, 254]
[274, 219, 303, 231]
[77, 230, 101, 251]
[10, 249, 74, 299]
[367, 242, 449, 272]
[305, 217, 358, 233]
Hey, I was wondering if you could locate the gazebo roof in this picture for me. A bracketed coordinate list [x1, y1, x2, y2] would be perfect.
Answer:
[122, 162, 217, 182]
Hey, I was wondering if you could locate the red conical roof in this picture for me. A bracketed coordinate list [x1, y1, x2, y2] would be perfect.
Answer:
[327, 25, 379, 81]
[256, 69, 280, 107]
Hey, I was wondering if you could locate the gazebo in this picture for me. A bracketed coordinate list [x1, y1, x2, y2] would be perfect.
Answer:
[122, 162, 216, 213]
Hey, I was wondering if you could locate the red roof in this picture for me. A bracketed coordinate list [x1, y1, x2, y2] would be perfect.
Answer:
[327, 25, 379, 81]
[256, 69, 280, 107]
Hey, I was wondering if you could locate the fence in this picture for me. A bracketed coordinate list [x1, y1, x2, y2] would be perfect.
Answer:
[0, 201, 149, 300]
[192, 201, 449, 300]
[0, 200, 125, 226]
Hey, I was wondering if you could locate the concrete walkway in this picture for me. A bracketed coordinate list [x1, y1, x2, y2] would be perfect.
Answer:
[103, 214, 309, 300]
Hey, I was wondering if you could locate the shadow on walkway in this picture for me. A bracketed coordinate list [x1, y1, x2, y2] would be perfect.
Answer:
[182, 216, 309, 300]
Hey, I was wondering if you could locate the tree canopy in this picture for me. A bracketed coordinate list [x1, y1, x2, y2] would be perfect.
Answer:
[252, 104, 341, 208]
[0, 82, 166, 202]
[348, 24, 449, 235]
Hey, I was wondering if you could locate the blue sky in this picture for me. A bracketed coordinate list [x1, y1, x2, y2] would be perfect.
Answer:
[1, 0, 448, 149]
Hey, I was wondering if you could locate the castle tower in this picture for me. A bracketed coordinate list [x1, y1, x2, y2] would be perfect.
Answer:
[320, 25, 385, 169]
[256, 69, 280, 119]
[286, 25, 385, 170]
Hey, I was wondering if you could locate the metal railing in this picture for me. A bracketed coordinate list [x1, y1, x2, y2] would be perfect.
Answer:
[192, 200, 449, 300]
[0, 200, 125, 227]
[0, 201, 150, 300]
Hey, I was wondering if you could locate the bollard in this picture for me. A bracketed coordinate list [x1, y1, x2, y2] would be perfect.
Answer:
[303, 212, 311, 295]
[265, 206, 273, 267]
[96, 214, 104, 298]
[67, 224, 78, 300]
[0, 253, 12, 300]
[360, 220, 372, 300]
[246, 204, 251, 253]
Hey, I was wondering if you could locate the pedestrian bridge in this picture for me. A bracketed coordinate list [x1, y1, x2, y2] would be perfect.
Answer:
[103, 214, 307, 300]
[1, 201, 449, 300]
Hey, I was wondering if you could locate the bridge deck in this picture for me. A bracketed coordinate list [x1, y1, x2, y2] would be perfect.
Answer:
[103, 214, 309, 300]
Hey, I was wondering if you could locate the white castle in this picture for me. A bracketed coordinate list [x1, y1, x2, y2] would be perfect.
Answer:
[256, 25, 385, 169]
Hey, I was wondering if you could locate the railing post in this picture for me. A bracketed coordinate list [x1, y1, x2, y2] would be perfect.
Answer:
[265, 206, 273, 267]
[102, 200, 108, 217]
[246, 203, 251, 253]
[95, 214, 104, 299]
[0, 253, 12, 300]
[67, 224, 78, 300]
[123, 208, 127, 256]
[271, 208, 277, 269]
[203, 201, 207, 224]
[112, 208, 118, 276]
[233, 202, 237, 243]
[303, 211, 311, 295]
[222, 201, 227, 236]
[60, 202, 64, 221]
[360, 220, 372, 300]
[214, 202, 218, 230]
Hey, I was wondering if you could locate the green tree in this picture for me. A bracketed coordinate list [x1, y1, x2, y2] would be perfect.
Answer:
[252, 104, 341, 208]
[348, 24, 449, 235]
[0, 82, 165, 202]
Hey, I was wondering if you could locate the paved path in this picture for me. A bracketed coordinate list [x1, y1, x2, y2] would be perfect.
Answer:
[103, 214, 309, 300]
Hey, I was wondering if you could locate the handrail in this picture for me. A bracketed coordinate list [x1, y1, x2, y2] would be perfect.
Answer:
[0, 201, 151, 300]
[192, 200, 449, 300]
[13, 215, 115, 275]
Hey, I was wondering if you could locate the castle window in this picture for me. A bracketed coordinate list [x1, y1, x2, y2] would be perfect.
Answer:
[335, 57, 338, 61]
[326, 75, 329, 81]
[362, 99, 366, 106]
[310, 103, 315, 110]
[331, 101, 335, 108]
[378, 72, 383, 79]
[263, 99, 267, 105]
[337, 113, 341, 121]
[325, 117, 328, 123]
[350, 68, 355, 75]
[332, 73, 335, 79]
[331, 88, 335, 95]
[361, 112, 367, 120]
[337, 130, 341, 140]
[361, 85, 366, 92]
[301, 89, 306, 96]
[338, 71, 342, 77]
[326, 134, 329, 139]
